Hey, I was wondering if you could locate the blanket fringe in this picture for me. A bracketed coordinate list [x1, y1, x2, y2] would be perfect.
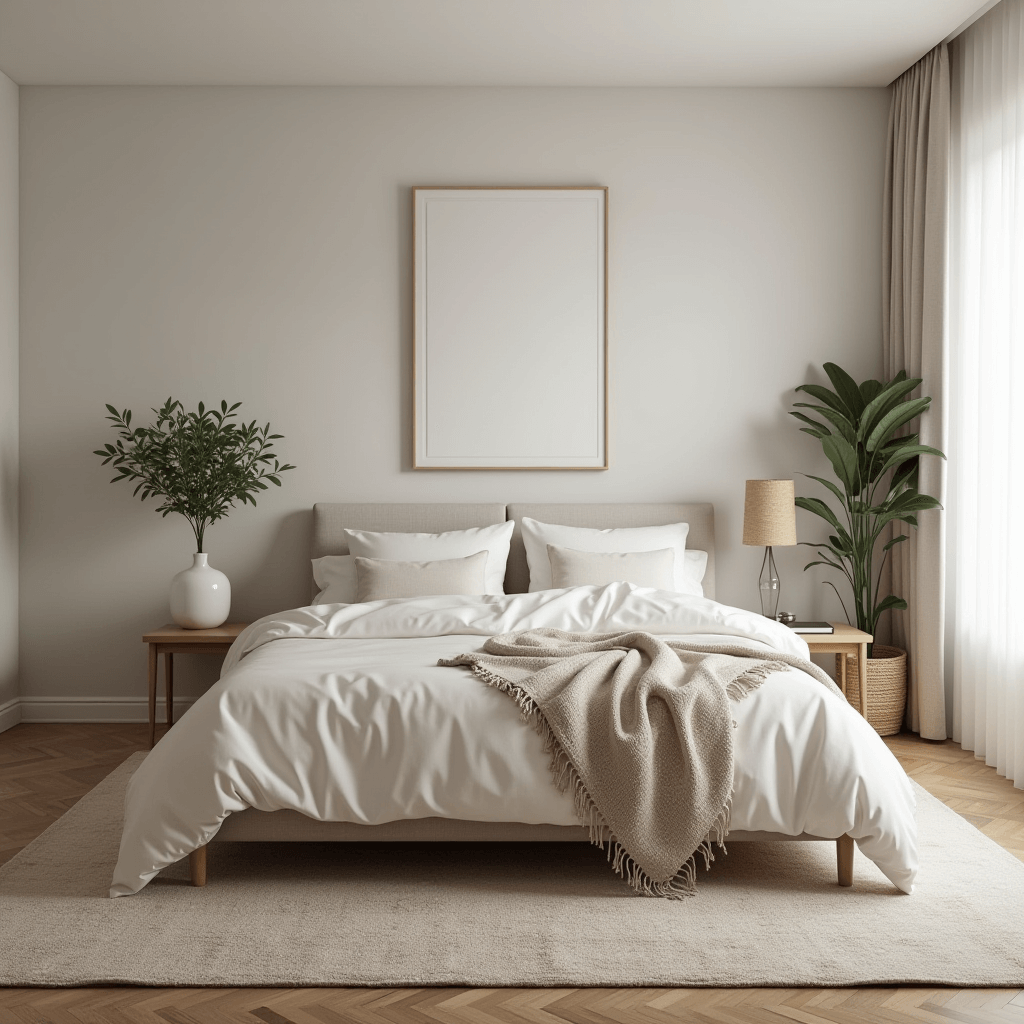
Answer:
[725, 660, 789, 702]
[457, 660, 736, 900]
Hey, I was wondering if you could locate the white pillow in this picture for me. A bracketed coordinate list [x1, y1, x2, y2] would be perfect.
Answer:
[312, 554, 357, 603]
[521, 518, 704, 596]
[312, 523, 706, 602]
[344, 521, 514, 596]
[547, 544, 676, 591]
[685, 549, 709, 588]
[354, 551, 489, 602]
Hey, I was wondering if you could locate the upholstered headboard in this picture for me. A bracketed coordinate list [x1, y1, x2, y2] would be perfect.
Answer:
[311, 502, 716, 600]
[312, 503, 507, 558]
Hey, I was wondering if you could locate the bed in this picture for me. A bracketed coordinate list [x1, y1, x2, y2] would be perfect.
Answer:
[110, 502, 918, 898]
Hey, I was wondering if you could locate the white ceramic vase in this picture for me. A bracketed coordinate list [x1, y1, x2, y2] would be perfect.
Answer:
[169, 552, 231, 629]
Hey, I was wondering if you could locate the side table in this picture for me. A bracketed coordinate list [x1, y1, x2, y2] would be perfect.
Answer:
[143, 622, 249, 748]
[800, 623, 873, 718]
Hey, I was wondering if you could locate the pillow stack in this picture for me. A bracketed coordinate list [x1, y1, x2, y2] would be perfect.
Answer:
[312, 522, 514, 603]
[311, 517, 707, 603]
[519, 518, 706, 597]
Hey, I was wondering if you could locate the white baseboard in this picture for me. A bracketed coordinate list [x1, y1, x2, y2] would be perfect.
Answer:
[0, 696, 21, 733]
[12, 696, 196, 725]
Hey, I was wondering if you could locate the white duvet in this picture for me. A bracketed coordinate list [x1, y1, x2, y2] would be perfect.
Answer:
[110, 584, 918, 897]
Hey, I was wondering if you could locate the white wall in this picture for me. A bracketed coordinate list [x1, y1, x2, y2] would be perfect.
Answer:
[18, 86, 889, 714]
[0, 70, 17, 730]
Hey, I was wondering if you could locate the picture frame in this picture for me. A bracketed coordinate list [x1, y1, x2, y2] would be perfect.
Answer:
[413, 186, 608, 470]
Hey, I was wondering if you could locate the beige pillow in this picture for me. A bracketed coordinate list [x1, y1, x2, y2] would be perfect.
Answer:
[546, 543, 676, 591]
[354, 550, 488, 602]
[344, 522, 514, 596]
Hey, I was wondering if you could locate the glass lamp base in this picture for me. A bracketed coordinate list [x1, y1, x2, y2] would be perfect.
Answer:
[758, 546, 781, 619]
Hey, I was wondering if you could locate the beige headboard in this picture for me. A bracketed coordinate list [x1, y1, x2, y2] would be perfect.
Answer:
[311, 503, 507, 558]
[311, 502, 716, 600]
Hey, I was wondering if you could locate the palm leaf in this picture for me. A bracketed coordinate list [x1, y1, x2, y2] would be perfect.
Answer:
[859, 379, 884, 404]
[865, 397, 932, 451]
[793, 403, 857, 444]
[887, 459, 919, 497]
[803, 558, 853, 579]
[802, 473, 846, 505]
[886, 490, 942, 514]
[876, 444, 945, 478]
[821, 433, 860, 493]
[795, 495, 846, 535]
[828, 533, 852, 554]
[790, 410, 831, 435]
[857, 377, 922, 443]
[794, 383, 849, 416]
[823, 362, 866, 418]
[872, 594, 907, 619]
[872, 509, 923, 535]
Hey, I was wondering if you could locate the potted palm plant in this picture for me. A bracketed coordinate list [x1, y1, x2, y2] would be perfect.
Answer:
[95, 398, 294, 628]
[790, 363, 944, 734]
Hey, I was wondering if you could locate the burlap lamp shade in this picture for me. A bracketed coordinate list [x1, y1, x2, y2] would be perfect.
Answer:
[742, 479, 797, 619]
[742, 480, 797, 547]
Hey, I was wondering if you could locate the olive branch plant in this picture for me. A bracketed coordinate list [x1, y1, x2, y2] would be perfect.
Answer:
[95, 398, 295, 553]
[790, 363, 945, 642]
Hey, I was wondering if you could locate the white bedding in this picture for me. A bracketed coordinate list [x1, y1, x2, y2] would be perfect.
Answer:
[110, 584, 918, 896]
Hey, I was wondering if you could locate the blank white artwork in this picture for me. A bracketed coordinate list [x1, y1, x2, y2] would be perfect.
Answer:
[414, 187, 607, 469]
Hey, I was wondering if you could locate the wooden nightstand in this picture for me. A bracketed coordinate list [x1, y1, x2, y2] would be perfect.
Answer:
[799, 623, 873, 718]
[143, 623, 248, 748]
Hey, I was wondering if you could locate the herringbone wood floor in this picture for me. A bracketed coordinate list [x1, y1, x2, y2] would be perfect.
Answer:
[0, 723, 149, 868]
[1, 722, 1022, 1023]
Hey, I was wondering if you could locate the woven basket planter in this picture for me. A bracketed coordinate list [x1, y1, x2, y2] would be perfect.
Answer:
[836, 645, 907, 736]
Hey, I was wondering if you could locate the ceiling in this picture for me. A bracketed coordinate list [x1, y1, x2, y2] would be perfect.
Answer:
[0, 0, 994, 89]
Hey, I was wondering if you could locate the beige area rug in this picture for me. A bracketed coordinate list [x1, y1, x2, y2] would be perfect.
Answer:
[1, 752, 1023, 988]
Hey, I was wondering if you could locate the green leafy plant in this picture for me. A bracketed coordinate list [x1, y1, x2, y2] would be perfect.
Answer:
[95, 398, 295, 552]
[790, 363, 944, 640]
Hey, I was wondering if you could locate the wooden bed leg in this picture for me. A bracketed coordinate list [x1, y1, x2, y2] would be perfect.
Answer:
[189, 845, 207, 887]
[836, 834, 854, 887]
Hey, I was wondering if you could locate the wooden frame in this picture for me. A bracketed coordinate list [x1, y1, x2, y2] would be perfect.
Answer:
[412, 186, 608, 470]
[188, 832, 855, 889]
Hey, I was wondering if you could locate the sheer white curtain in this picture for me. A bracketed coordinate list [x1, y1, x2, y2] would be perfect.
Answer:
[950, 0, 1024, 788]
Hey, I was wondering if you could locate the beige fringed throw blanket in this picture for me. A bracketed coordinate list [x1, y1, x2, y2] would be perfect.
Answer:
[441, 628, 837, 899]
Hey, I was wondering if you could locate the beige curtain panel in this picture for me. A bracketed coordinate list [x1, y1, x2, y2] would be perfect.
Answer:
[882, 43, 950, 740]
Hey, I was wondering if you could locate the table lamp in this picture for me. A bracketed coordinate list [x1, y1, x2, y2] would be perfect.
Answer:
[742, 479, 798, 619]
